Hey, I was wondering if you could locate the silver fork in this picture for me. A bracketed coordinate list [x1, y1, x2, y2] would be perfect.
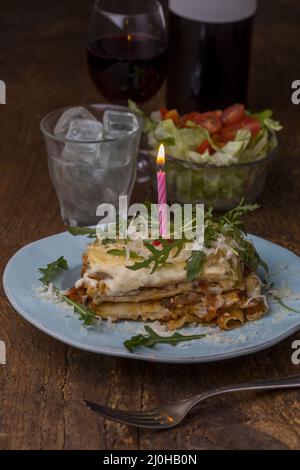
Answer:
[84, 374, 300, 429]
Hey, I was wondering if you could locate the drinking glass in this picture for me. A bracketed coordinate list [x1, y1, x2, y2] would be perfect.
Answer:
[40, 104, 143, 227]
[86, 0, 168, 104]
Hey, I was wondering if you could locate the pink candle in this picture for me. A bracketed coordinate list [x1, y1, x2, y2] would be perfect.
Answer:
[156, 144, 167, 237]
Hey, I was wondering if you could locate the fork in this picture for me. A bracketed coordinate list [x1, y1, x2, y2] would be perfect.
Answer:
[84, 374, 300, 429]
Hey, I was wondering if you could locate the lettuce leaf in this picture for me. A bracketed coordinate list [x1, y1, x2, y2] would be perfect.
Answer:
[127, 99, 155, 133]
[127, 99, 144, 116]
[149, 119, 207, 159]
[187, 129, 251, 166]
[264, 118, 283, 132]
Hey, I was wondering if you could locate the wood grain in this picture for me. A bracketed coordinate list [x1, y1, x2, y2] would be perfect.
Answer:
[1, 0, 300, 450]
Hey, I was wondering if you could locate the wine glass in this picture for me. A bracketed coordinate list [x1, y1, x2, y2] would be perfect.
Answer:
[86, 0, 168, 104]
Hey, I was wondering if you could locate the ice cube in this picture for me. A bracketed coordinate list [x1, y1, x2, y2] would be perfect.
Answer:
[103, 110, 139, 137]
[93, 133, 139, 170]
[54, 106, 97, 137]
[63, 119, 103, 163]
[66, 119, 103, 150]
[64, 119, 103, 158]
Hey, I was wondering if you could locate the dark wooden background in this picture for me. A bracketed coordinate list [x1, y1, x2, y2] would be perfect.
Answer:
[1, 0, 300, 450]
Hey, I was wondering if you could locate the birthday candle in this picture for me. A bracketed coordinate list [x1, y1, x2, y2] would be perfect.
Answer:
[156, 144, 167, 237]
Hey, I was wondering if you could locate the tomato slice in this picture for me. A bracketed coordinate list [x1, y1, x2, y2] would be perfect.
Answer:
[245, 118, 261, 135]
[220, 117, 261, 142]
[211, 134, 225, 148]
[181, 112, 200, 127]
[197, 139, 214, 155]
[164, 109, 180, 126]
[197, 112, 222, 134]
[221, 104, 245, 126]
[213, 110, 223, 118]
[191, 112, 222, 134]
[160, 107, 168, 119]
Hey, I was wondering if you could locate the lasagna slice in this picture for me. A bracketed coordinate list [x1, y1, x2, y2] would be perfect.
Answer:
[67, 231, 268, 331]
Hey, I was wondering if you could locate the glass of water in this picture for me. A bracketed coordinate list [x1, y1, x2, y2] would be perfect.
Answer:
[40, 104, 143, 226]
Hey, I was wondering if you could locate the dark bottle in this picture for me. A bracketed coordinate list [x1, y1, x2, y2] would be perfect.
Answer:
[167, 0, 257, 113]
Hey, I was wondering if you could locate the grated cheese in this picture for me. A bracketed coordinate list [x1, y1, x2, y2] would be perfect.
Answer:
[34, 284, 74, 312]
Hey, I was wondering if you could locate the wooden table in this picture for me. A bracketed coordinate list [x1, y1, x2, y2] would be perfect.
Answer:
[1, 0, 300, 450]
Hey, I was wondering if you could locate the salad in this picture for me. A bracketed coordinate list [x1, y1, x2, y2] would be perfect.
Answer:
[130, 102, 282, 166]
[129, 101, 282, 209]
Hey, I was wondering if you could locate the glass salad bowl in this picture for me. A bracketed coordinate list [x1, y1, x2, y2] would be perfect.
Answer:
[134, 102, 282, 211]
[145, 148, 277, 211]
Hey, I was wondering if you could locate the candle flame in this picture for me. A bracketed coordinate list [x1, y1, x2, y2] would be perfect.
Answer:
[156, 143, 165, 167]
[127, 34, 132, 42]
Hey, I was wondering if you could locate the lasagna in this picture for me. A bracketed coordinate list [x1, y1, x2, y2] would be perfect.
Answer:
[67, 225, 268, 331]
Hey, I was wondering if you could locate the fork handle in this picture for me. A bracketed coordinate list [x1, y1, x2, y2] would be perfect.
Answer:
[187, 374, 300, 409]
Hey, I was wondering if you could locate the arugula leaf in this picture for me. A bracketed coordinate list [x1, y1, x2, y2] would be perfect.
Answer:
[239, 238, 269, 273]
[60, 294, 96, 325]
[204, 199, 268, 272]
[68, 227, 97, 238]
[39, 259, 96, 326]
[219, 199, 260, 233]
[186, 251, 206, 282]
[127, 238, 185, 273]
[272, 296, 300, 313]
[50, 286, 96, 326]
[107, 248, 141, 259]
[124, 325, 206, 352]
[39, 256, 68, 285]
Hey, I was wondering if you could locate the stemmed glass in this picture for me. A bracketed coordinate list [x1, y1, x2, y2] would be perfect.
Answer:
[86, 0, 168, 104]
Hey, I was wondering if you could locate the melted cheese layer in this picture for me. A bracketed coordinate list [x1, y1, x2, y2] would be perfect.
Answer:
[78, 240, 243, 296]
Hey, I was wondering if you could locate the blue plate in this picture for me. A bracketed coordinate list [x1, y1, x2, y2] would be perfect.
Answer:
[3, 232, 300, 363]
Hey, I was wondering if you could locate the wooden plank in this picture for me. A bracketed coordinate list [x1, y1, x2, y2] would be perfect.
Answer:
[0, 0, 300, 450]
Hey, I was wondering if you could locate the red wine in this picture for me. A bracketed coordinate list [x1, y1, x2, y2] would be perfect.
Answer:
[167, 0, 256, 113]
[86, 34, 168, 103]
